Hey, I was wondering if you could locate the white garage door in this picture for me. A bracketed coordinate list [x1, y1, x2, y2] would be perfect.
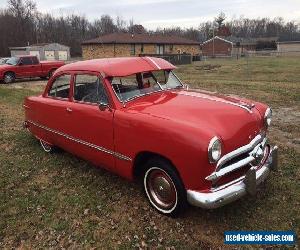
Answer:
[58, 51, 68, 61]
[29, 51, 40, 60]
[45, 50, 55, 60]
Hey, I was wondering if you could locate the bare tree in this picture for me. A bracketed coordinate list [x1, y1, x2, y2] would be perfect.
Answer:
[215, 12, 226, 28]
[0, 1, 299, 57]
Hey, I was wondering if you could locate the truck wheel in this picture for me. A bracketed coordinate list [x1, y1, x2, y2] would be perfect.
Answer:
[3, 72, 15, 84]
[143, 157, 187, 217]
[48, 69, 56, 79]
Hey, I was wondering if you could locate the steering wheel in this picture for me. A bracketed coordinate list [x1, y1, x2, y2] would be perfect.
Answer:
[82, 93, 95, 102]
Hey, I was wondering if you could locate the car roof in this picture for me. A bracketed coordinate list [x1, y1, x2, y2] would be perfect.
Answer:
[55, 57, 176, 77]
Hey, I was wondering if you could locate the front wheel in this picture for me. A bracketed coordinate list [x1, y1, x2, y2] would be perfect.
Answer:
[143, 158, 187, 217]
[3, 72, 15, 84]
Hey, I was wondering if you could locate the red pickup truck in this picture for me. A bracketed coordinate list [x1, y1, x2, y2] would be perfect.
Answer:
[0, 55, 65, 84]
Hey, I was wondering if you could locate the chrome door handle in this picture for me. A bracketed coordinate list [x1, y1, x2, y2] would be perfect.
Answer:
[66, 107, 72, 112]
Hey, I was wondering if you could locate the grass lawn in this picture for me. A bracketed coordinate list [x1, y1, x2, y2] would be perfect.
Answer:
[0, 57, 299, 249]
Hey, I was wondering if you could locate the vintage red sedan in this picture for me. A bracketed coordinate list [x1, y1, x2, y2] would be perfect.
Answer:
[23, 57, 278, 216]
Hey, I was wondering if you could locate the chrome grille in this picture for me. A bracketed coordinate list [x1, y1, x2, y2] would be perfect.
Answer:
[206, 134, 268, 181]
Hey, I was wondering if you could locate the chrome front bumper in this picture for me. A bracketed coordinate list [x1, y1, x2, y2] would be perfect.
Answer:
[187, 146, 278, 209]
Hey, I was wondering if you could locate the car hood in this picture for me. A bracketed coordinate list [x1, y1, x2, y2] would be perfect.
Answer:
[0, 64, 15, 71]
[126, 89, 266, 153]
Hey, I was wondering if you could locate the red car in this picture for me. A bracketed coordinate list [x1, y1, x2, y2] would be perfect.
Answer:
[0, 55, 64, 84]
[23, 57, 278, 216]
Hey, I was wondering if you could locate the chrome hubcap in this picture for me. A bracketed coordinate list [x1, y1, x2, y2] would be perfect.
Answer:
[4, 75, 12, 83]
[146, 169, 176, 210]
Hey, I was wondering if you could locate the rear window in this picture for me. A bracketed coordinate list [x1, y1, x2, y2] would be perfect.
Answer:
[31, 57, 39, 65]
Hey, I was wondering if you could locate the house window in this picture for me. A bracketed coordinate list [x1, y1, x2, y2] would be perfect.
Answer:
[130, 44, 135, 56]
[141, 44, 144, 53]
[156, 44, 165, 55]
[169, 45, 173, 53]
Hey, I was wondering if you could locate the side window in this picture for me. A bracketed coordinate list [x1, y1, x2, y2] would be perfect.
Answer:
[48, 74, 71, 99]
[74, 74, 108, 104]
[20, 57, 33, 65]
[31, 57, 39, 65]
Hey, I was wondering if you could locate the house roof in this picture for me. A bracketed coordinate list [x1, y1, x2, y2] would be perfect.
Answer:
[9, 47, 27, 50]
[56, 57, 176, 77]
[202, 36, 233, 45]
[9, 43, 69, 50]
[277, 41, 300, 44]
[82, 32, 199, 45]
[226, 36, 278, 45]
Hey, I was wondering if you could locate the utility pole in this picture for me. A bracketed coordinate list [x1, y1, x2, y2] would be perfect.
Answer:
[212, 28, 215, 58]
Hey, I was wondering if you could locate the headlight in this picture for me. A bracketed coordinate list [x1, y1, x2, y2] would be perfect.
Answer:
[264, 108, 272, 127]
[208, 136, 222, 163]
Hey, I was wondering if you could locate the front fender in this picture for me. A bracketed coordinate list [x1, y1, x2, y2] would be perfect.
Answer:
[114, 110, 215, 191]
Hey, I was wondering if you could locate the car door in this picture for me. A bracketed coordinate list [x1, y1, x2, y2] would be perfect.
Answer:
[30, 56, 43, 76]
[18, 56, 41, 78]
[18, 57, 35, 78]
[65, 73, 115, 171]
[37, 73, 72, 146]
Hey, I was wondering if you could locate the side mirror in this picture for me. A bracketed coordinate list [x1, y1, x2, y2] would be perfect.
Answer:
[18, 62, 23, 66]
[98, 102, 109, 111]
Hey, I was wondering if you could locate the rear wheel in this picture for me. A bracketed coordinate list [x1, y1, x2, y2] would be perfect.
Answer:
[40, 139, 54, 153]
[3, 72, 15, 84]
[143, 157, 187, 217]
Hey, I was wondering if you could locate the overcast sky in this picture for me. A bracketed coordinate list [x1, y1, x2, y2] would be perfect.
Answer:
[0, 0, 299, 29]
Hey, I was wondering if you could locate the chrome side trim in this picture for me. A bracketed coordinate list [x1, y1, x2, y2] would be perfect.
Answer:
[26, 120, 132, 162]
[177, 92, 253, 113]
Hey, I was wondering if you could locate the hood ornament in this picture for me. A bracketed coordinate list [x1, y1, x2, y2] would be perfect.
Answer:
[240, 102, 255, 110]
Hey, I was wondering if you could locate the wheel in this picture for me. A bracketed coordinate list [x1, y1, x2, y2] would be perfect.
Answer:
[143, 157, 187, 217]
[40, 139, 54, 153]
[3, 72, 15, 84]
[48, 69, 56, 79]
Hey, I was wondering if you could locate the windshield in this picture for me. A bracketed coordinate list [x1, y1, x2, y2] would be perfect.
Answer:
[152, 70, 183, 90]
[6, 57, 19, 66]
[110, 70, 183, 102]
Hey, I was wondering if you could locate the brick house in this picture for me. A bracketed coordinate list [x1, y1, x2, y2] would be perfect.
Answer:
[201, 36, 233, 57]
[81, 32, 200, 60]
